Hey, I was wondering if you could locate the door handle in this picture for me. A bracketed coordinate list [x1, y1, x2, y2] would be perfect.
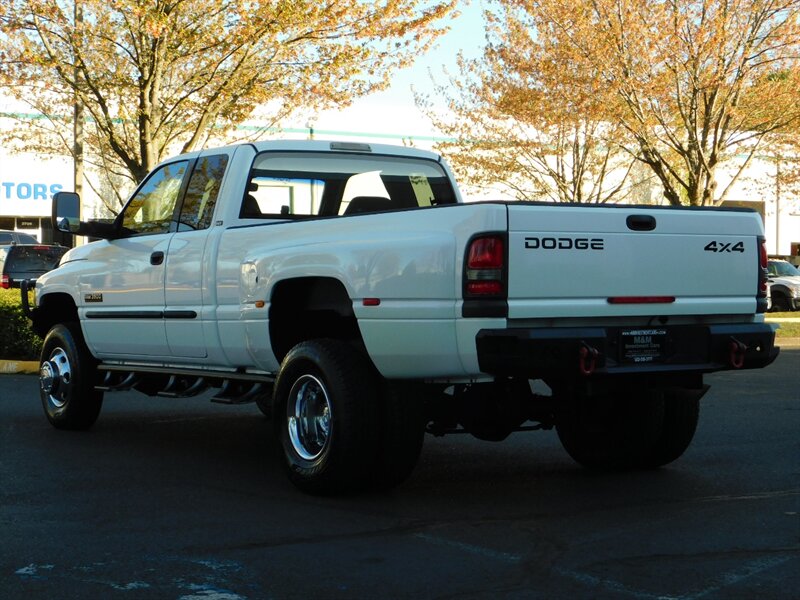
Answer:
[150, 251, 165, 266]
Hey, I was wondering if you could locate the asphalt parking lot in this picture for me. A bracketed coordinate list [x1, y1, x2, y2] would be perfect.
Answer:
[1, 349, 798, 599]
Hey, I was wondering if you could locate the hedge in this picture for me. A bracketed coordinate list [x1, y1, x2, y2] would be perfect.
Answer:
[0, 288, 42, 360]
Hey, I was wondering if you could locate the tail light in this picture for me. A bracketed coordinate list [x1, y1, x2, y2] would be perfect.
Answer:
[1, 274, 9, 289]
[463, 233, 508, 317]
[757, 236, 768, 313]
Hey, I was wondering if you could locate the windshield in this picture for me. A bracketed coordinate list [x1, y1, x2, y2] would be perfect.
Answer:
[769, 261, 800, 277]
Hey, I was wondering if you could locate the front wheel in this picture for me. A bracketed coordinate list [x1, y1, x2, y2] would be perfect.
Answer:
[39, 323, 103, 430]
[273, 339, 380, 495]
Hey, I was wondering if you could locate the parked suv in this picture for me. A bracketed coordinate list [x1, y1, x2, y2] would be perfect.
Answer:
[0, 244, 68, 289]
[0, 229, 39, 245]
[767, 259, 800, 311]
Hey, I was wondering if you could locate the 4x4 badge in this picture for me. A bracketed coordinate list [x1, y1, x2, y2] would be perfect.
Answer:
[704, 241, 745, 253]
[84, 293, 103, 303]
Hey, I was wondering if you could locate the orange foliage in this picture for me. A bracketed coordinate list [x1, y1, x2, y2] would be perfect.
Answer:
[425, 0, 800, 206]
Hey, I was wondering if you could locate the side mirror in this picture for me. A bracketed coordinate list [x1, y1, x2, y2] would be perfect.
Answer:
[51, 191, 119, 240]
[52, 191, 81, 233]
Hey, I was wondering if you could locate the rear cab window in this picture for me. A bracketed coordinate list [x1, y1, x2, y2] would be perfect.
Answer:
[241, 151, 457, 219]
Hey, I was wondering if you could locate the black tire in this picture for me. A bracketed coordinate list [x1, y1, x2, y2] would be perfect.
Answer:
[39, 323, 103, 430]
[771, 293, 792, 312]
[556, 388, 665, 470]
[370, 382, 426, 491]
[273, 339, 380, 495]
[641, 388, 702, 468]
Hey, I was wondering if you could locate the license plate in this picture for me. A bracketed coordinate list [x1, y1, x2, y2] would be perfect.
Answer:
[619, 328, 667, 364]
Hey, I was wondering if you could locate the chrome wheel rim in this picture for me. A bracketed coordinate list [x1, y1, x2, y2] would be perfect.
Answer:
[40, 347, 72, 409]
[286, 374, 332, 461]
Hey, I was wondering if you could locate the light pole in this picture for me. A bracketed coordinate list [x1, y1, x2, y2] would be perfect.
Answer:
[775, 154, 781, 255]
[306, 118, 316, 211]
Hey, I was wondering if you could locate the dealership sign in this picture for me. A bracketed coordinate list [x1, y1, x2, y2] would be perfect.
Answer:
[0, 152, 71, 217]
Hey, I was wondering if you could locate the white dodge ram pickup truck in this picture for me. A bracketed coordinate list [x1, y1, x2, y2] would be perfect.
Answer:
[25, 140, 779, 494]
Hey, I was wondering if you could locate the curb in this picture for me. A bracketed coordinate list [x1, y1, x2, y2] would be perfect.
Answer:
[0, 360, 39, 375]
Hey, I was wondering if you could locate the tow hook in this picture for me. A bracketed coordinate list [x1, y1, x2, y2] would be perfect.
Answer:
[20, 279, 33, 318]
[729, 337, 748, 369]
[579, 342, 599, 376]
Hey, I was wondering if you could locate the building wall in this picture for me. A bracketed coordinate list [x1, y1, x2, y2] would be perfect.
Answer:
[718, 155, 800, 257]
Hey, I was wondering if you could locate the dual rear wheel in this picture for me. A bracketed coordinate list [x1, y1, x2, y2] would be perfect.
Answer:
[556, 387, 702, 470]
[273, 339, 425, 494]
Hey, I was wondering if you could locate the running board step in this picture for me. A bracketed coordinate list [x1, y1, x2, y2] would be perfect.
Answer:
[156, 375, 210, 398]
[96, 371, 140, 392]
[210, 381, 271, 405]
[95, 364, 274, 400]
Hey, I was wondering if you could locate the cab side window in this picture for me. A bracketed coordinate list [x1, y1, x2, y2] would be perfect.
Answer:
[121, 161, 189, 235]
[178, 155, 229, 230]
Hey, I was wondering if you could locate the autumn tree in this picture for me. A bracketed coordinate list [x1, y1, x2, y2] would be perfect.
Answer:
[523, 0, 800, 206]
[0, 0, 456, 207]
[420, 5, 640, 203]
[424, 0, 800, 206]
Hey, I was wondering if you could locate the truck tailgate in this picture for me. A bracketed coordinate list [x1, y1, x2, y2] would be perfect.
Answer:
[505, 204, 763, 319]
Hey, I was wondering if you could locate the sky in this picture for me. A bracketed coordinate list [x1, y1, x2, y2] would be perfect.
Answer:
[281, 1, 488, 148]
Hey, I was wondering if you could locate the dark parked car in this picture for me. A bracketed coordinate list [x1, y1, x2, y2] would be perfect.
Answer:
[0, 244, 68, 289]
[0, 229, 39, 245]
